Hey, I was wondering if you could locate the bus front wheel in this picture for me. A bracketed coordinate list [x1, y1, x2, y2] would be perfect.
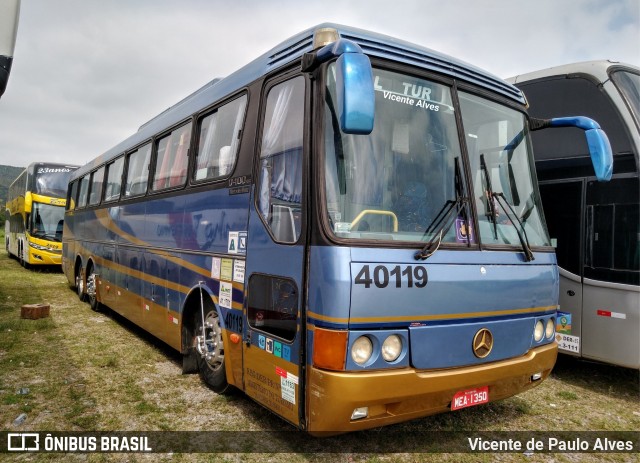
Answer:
[194, 303, 228, 394]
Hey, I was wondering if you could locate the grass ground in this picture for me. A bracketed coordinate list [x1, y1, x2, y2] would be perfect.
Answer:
[0, 239, 638, 462]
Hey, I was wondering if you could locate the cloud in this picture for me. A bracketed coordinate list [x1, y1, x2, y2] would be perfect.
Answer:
[0, 0, 637, 167]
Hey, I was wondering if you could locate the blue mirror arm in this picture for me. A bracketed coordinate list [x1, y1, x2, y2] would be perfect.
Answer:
[529, 116, 613, 182]
[529, 116, 602, 131]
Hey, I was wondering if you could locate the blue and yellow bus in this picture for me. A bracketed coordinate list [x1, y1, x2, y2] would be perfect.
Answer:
[63, 24, 612, 433]
[6, 162, 79, 267]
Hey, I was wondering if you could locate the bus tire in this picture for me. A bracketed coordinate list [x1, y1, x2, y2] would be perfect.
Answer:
[19, 244, 29, 269]
[86, 263, 101, 312]
[75, 266, 86, 302]
[194, 302, 228, 394]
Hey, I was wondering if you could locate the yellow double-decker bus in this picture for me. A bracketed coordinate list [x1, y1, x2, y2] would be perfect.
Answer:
[5, 162, 79, 267]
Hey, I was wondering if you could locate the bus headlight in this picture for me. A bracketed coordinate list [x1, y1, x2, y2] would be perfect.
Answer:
[534, 320, 544, 342]
[381, 334, 402, 362]
[546, 318, 555, 339]
[351, 336, 373, 365]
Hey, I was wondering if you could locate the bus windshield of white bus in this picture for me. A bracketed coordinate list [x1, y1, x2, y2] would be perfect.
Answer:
[611, 70, 640, 127]
[323, 65, 550, 247]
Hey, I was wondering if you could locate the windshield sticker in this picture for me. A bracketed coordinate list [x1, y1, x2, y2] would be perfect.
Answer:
[37, 167, 74, 174]
[455, 217, 476, 243]
[374, 75, 441, 111]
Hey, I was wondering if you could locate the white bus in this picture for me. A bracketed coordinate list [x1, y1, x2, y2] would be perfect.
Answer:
[510, 61, 639, 369]
[0, 0, 20, 98]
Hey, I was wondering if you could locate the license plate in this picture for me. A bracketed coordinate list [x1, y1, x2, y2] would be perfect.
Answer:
[451, 386, 489, 410]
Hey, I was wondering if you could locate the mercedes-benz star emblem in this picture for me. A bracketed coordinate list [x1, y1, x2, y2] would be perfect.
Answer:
[472, 328, 494, 358]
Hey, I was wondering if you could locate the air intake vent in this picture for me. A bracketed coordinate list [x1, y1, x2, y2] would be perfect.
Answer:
[341, 32, 523, 103]
[268, 33, 314, 69]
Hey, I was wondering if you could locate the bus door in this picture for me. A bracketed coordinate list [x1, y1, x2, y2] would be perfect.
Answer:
[242, 75, 306, 427]
[539, 180, 584, 356]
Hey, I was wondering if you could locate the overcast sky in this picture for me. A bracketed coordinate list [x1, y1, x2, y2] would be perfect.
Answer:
[0, 0, 638, 168]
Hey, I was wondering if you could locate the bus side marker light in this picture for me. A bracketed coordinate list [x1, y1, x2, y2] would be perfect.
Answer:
[229, 333, 241, 344]
[313, 328, 348, 371]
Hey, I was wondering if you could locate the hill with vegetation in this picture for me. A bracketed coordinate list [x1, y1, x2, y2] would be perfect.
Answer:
[0, 164, 26, 223]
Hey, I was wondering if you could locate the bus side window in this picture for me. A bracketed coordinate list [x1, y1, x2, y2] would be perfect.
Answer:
[104, 156, 124, 202]
[153, 122, 192, 191]
[88, 166, 105, 206]
[124, 143, 152, 197]
[67, 181, 78, 211]
[257, 77, 305, 243]
[77, 175, 90, 208]
[194, 95, 247, 181]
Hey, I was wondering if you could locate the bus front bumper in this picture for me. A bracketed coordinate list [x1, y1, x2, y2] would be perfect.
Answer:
[28, 249, 62, 265]
[306, 342, 557, 434]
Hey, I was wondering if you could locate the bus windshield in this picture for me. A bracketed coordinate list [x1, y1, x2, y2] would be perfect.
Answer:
[611, 70, 640, 129]
[324, 67, 465, 243]
[459, 92, 550, 247]
[30, 202, 64, 241]
[323, 65, 550, 247]
[34, 167, 76, 197]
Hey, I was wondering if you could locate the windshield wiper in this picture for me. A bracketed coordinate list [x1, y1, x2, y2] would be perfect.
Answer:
[480, 154, 498, 239]
[415, 158, 470, 260]
[414, 197, 468, 260]
[480, 154, 534, 262]
[492, 192, 535, 262]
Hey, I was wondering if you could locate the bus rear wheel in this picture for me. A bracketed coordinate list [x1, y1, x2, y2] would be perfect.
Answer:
[86, 264, 101, 312]
[194, 304, 228, 393]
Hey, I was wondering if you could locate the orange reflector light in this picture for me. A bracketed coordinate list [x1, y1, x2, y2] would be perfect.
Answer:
[312, 328, 347, 370]
[229, 333, 241, 344]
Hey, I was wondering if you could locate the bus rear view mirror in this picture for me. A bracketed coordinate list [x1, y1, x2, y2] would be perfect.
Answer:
[584, 127, 613, 182]
[335, 53, 375, 135]
[531, 116, 613, 181]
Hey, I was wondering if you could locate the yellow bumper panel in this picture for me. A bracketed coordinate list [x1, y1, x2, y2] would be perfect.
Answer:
[307, 343, 557, 434]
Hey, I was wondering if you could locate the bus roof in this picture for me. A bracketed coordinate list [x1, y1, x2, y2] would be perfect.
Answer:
[508, 60, 640, 85]
[74, 23, 525, 179]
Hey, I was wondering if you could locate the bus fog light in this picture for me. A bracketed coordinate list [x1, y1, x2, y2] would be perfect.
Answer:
[350, 407, 368, 420]
[532, 372, 542, 381]
[545, 318, 555, 339]
[351, 336, 373, 365]
[534, 320, 544, 342]
[381, 334, 402, 362]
